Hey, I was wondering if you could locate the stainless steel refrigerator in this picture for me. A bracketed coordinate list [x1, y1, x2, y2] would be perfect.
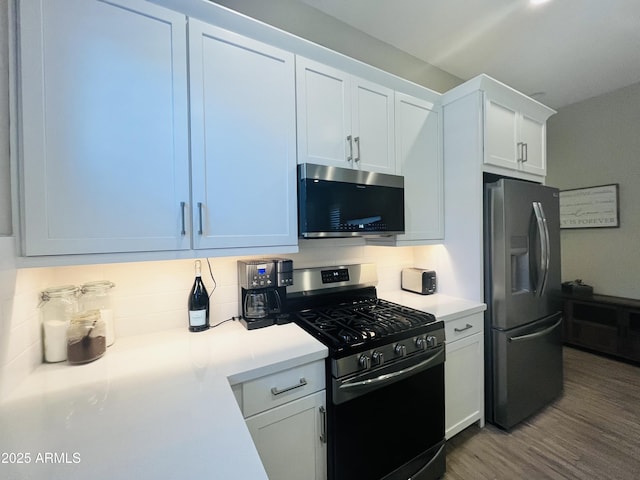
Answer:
[484, 178, 563, 430]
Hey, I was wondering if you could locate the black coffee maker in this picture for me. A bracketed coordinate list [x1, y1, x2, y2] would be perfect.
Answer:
[238, 259, 293, 330]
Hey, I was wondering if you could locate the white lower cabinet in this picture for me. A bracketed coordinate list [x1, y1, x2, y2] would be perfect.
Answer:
[445, 312, 485, 439]
[235, 360, 327, 480]
[246, 391, 326, 480]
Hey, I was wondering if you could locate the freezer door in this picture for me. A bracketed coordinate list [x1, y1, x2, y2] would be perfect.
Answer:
[486, 179, 562, 330]
[490, 312, 563, 430]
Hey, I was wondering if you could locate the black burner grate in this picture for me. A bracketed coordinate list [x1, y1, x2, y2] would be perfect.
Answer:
[291, 298, 437, 352]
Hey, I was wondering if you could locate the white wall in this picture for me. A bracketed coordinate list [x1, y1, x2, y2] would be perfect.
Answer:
[547, 81, 640, 300]
[210, 0, 462, 94]
[0, 237, 42, 401]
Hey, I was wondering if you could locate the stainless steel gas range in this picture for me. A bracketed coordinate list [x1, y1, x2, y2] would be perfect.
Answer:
[286, 264, 446, 480]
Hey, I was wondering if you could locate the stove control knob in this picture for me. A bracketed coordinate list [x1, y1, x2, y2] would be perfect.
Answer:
[394, 344, 407, 357]
[359, 354, 371, 370]
[426, 335, 437, 348]
[372, 351, 384, 366]
[415, 337, 426, 350]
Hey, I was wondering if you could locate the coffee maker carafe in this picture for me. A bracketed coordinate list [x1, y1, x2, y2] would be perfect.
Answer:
[238, 259, 293, 330]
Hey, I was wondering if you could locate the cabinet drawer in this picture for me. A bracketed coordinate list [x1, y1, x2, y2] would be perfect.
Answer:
[445, 312, 483, 343]
[242, 360, 325, 417]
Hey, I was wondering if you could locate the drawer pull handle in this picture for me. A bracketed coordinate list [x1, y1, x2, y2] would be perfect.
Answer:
[454, 323, 473, 333]
[271, 377, 307, 396]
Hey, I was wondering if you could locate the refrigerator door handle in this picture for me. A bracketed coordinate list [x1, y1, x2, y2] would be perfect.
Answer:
[508, 317, 562, 343]
[532, 201, 550, 296]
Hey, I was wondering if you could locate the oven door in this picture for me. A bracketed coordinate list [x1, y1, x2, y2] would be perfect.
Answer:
[327, 347, 445, 480]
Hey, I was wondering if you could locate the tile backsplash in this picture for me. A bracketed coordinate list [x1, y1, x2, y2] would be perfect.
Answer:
[0, 237, 435, 400]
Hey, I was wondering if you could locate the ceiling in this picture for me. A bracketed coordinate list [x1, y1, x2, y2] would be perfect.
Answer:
[298, 0, 640, 109]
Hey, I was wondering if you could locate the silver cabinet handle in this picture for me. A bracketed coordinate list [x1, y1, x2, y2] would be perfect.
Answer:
[354, 136, 360, 162]
[517, 142, 524, 162]
[522, 142, 528, 163]
[197, 202, 203, 235]
[319, 405, 327, 444]
[454, 323, 473, 333]
[180, 201, 186, 236]
[270, 377, 307, 396]
[346, 135, 353, 162]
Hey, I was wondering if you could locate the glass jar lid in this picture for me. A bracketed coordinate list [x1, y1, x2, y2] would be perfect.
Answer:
[70, 309, 102, 324]
[80, 280, 115, 294]
[40, 285, 79, 302]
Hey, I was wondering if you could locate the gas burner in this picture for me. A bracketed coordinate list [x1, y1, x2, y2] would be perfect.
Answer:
[291, 297, 438, 354]
[337, 328, 363, 344]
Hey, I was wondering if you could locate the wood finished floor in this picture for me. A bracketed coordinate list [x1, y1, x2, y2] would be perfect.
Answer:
[445, 347, 640, 480]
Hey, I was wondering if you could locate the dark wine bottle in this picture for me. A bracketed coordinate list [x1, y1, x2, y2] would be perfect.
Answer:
[188, 260, 209, 332]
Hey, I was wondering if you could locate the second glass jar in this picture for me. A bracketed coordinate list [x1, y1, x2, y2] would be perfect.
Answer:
[67, 310, 106, 364]
[79, 280, 116, 346]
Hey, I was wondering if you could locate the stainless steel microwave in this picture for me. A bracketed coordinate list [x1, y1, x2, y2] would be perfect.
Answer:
[298, 163, 405, 238]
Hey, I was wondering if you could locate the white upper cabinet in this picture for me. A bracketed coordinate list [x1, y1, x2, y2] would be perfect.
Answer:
[482, 76, 555, 179]
[188, 21, 298, 250]
[395, 93, 443, 242]
[296, 57, 396, 174]
[370, 92, 443, 246]
[19, 0, 190, 255]
[518, 112, 547, 175]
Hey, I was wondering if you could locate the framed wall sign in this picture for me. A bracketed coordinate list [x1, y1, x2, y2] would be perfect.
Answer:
[559, 184, 620, 229]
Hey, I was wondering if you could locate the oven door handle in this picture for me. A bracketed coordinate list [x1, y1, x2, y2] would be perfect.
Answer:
[339, 348, 444, 391]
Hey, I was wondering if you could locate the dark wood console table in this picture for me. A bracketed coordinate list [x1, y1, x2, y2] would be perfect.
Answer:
[563, 293, 640, 363]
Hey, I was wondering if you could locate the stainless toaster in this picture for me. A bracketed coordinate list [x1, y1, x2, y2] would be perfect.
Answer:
[401, 268, 436, 295]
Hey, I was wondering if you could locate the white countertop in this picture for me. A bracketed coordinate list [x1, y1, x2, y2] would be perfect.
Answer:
[0, 293, 483, 480]
[0, 321, 327, 480]
[380, 292, 486, 321]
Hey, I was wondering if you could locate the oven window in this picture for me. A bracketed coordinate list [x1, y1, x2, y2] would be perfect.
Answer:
[327, 363, 444, 480]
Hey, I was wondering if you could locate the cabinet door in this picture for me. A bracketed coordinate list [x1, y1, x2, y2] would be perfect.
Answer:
[246, 391, 327, 480]
[620, 310, 640, 362]
[296, 57, 352, 169]
[445, 331, 484, 439]
[20, 0, 190, 255]
[351, 77, 396, 174]
[484, 95, 520, 170]
[394, 93, 443, 241]
[189, 22, 297, 249]
[519, 113, 547, 176]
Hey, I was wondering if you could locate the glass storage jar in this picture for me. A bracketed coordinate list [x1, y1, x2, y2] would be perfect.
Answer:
[79, 280, 116, 346]
[39, 285, 79, 363]
[66, 310, 106, 364]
